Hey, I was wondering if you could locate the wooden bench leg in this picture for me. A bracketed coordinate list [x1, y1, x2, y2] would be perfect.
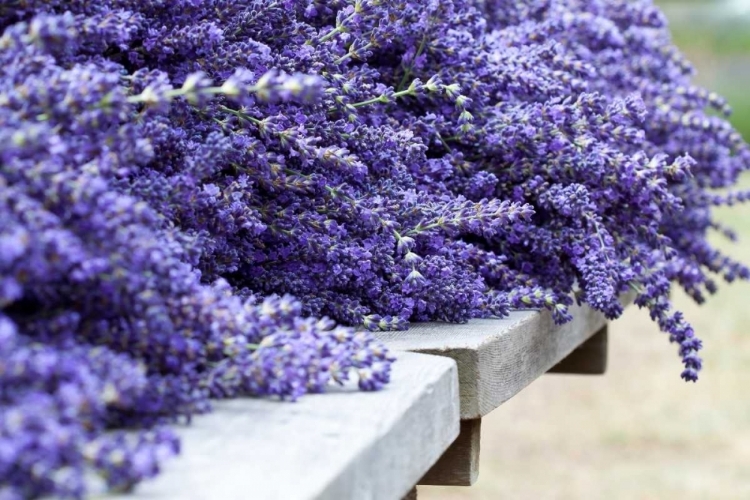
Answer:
[547, 324, 608, 374]
[418, 418, 481, 486]
[402, 486, 418, 499]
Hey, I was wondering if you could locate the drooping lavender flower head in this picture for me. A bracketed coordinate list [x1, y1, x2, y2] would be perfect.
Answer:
[2, 0, 749, 496]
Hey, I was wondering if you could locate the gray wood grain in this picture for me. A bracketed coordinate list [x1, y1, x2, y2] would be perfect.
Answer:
[418, 418, 481, 486]
[375, 300, 620, 419]
[117, 352, 459, 500]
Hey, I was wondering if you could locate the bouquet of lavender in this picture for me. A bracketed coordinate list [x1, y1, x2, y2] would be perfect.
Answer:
[2, 0, 748, 497]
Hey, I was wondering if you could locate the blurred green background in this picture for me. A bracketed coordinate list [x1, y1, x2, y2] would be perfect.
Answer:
[422, 2, 750, 499]
[660, 0, 750, 140]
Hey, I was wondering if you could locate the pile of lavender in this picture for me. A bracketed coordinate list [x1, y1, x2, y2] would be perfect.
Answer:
[2, 0, 749, 497]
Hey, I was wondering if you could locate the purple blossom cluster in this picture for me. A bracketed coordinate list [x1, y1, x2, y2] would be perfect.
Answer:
[1, 0, 748, 497]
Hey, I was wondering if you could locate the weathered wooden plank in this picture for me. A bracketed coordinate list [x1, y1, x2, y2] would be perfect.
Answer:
[375, 300, 619, 419]
[418, 418, 481, 486]
[548, 324, 608, 374]
[119, 352, 459, 500]
[413, 322, 608, 488]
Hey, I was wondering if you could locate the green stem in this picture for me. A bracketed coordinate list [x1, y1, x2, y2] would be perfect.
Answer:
[405, 220, 446, 236]
[218, 105, 263, 125]
[397, 35, 428, 91]
[628, 282, 644, 295]
[585, 214, 613, 265]
[436, 132, 452, 152]
[350, 87, 416, 108]
[334, 42, 373, 65]
[318, 12, 357, 43]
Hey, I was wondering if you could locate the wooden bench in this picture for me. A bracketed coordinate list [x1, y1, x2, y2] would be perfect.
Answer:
[115, 299, 624, 499]
[374, 301, 614, 489]
[118, 352, 459, 500]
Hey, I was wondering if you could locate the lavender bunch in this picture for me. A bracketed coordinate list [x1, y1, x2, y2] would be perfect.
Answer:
[0, 9, 392, 499]
[2, 0, 749, 496]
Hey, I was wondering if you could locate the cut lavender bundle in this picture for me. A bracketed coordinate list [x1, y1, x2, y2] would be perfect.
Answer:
[1, 0, 748, 497]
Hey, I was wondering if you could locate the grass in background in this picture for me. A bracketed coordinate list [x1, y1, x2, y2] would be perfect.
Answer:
[664, 0, 750, 138]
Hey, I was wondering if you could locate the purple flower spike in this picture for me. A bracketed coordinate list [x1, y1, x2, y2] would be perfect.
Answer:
[2, 0, 748, 495]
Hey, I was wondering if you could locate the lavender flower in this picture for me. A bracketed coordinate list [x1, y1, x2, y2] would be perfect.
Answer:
[2, 0, 749, 496]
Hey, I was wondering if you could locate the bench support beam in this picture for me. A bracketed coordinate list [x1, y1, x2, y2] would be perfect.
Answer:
[418, 418, 481, 486]
[547, 324, 608, 375]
